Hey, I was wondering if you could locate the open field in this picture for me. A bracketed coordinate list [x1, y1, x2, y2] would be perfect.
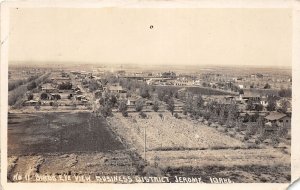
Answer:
[7, 112, 142, 182]
[108, 112, 245, 151]
[8, 112, 124, 156]
[107, 112, 290, 183]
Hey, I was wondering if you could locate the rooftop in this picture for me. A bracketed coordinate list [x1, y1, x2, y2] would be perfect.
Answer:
[265, 112, 287, 121]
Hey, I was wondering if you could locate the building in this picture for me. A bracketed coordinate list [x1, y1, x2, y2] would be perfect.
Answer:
[42, 83, 59, 93]
[106, 85, 126, 93]
[127, 96, 141, 106]
[23, 100, 40, 106]
[265, 111, 291, 128]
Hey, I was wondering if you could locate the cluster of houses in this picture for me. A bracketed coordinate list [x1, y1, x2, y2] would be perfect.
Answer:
[22, 72, 92, 107]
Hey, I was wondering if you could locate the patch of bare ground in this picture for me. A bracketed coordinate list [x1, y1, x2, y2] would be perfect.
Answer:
[8, 151, 138, 182]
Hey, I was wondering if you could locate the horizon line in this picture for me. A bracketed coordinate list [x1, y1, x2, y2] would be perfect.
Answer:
[8, 60, 292, 69]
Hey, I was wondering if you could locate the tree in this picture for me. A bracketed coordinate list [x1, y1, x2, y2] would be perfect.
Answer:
[167, 98, 175, 115]
[226, 103, 238, 127]
[256, 116, 264, 135]
[157, 89, 166, 101]
[255, 104, 263, 111]
[40, 92, 48, 100]
[27, 93, 34, 100]
[98, 103, 112, 118]
[58, 82, 72, 90]
[135, 99, 144, 112]
[152, 100, 159, 112]
[110, 94, 118, 107]
[184, 93, 194, 114]
[246, 99, 254, 110]
[239, 89, 244, 95]
[278, 99, 289, 113]
[244, 113, 250, 122]
[140, 84, 151, 99]
[139, 111, 147, 119]
[266, 96, 277, 111]
[89, 80, 100, 92]
[27, 81, 37, 90]
[278, 88, 292, 98]
[162, 95, 170, 103]
[194, 95, 204, 110]
[218, 105, 226, 125]
[264, 83, 271, 89]
[118, 100, 128, 113]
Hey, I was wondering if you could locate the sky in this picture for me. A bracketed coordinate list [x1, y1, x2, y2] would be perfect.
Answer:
[9, 8, 292, 67]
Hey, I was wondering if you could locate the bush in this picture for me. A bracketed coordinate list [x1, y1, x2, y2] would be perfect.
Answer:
[139, 111, 147, 119]
[244, 135, 249, 141]
[122, 110, 128, 117]
[174, 113, 179, 119]
[27, 93, 34, 100]
[159, 113, 163, 120]
[152, 101, 159, 112]
[41, 92, 48, 100]
[135, 99, 144, 112]
[140, 85, 151, 99]
[118, 101, 128, 113]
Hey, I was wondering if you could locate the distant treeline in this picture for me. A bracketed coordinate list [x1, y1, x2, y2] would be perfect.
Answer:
[243, 88, 292, 98]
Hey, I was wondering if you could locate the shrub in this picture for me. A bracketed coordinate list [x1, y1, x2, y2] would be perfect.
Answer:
[159, 113, 163, 120]
[41, 92, 48, 100]
[27, 93, 34, 100]
[152, 101, 159, 112]
[139, 111, 147, 119]
[122, 110, 128, 117]
[174, 113, 179, 119]
[244, 135, 249, 141]
[118, 101, 128, 113]
[135, 99, 144, 112]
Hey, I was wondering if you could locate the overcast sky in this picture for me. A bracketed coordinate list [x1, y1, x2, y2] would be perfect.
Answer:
[9, 8, 292, 67]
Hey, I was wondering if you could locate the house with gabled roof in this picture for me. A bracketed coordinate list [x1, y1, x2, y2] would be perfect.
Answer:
[265, 111, 291, 128]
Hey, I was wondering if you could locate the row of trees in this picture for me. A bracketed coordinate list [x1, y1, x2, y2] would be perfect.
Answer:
[8, 75, 39, 91]
[9, 73, 50, 106]
[98, 91, 162, 118]
[58, 82, 72, 90]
